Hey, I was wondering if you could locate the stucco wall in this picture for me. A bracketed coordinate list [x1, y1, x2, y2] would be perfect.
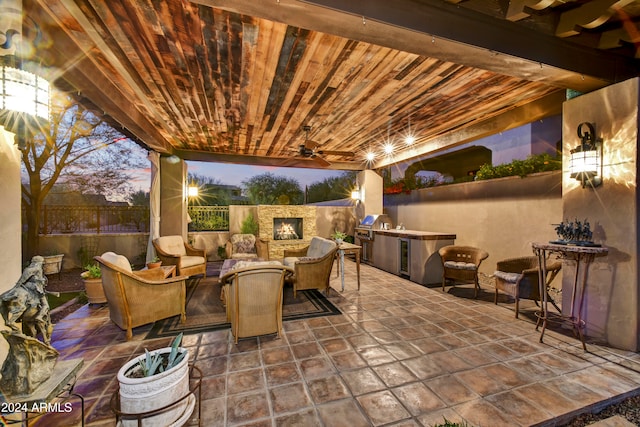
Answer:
[383, 171, 563, 276]
[562, 77, 639, 350]
[0, 127, 21, 287]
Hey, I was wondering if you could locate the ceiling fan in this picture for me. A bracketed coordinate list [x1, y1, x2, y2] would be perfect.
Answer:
[297, 126, 355, 166]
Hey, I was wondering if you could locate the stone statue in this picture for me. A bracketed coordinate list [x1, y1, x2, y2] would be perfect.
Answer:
[0, 256, 59, 396]
[0, 256, 53, 344]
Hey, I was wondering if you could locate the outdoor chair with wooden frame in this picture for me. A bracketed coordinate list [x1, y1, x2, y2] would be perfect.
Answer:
[153, 235, 207, 277]
[493, 255, 562, 318]
[95, 252, 188, 340]
[283, 237, 338, 297]
[219, 264, 294, 344]
[439, 245, 489, 298]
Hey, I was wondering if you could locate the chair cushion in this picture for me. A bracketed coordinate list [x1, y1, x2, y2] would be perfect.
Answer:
[101, 251, 132, 273]
[155, 235, 187, 256]
[231, 234, 257, 254]
[231, 260, 282, 270]
[181, 255, 206, 268]
[494, 271, 522, 283]
[307, 237, 337, 258]
[444, 261, 477, 270]
[231, 253, 260, 260]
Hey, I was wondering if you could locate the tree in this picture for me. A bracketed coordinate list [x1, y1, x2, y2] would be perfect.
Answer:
[21, 94, 147, 257]
[306, 171, 358, 203]
[242, 172, 303, 205]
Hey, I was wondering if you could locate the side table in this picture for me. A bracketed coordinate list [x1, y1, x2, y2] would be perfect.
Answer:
[1, 358, 84, 426]
[531, 242, 608, 350]
[335, 243, 362, 291]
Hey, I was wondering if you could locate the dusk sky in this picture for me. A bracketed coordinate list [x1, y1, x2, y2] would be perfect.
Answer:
[186, 161, 348, 188]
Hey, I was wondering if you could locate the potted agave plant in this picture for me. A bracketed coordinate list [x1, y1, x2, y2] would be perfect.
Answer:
[117, 333, 193, 426]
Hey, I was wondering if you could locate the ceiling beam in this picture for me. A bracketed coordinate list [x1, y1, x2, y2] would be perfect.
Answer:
[372, 89, 566, 169]
[175, 149, 365, 171]
[196, 0, 636, 92]
[297, 0, 639, 86]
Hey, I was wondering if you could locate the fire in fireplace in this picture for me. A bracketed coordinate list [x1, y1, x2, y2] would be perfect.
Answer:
[274, 218, 303, 240]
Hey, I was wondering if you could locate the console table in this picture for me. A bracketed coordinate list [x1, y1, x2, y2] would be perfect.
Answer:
[531, 242, 608, 350]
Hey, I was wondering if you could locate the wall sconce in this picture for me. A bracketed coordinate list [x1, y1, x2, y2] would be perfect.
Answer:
[187, 185, 199, 198]
[570, 122, 602, 188]
[0, 65, 50, 121]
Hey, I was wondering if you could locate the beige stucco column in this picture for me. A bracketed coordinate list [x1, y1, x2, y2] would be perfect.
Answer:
[0, 126, 23, 362]
[562, 77, 639, 351]
[159, 156, 188, 239]
[356, 170, 383, 221]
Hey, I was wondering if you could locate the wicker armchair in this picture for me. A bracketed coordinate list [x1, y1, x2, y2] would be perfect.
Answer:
[283, 236, 338, 297]
[95, 252, 187, 340]
[225, 234, 270, 260]
[493, 256, 562, 318]
[220, 264, 294, 343]
[153, 235, 207, 277]
[438, 245, 489, 298]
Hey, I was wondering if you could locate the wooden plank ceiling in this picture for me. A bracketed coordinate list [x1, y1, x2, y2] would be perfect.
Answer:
[23, 0, 640, 170]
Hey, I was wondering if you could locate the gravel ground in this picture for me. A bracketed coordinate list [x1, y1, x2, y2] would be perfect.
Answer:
[560, 395, 640, 426]
[45, 269, 640, 426]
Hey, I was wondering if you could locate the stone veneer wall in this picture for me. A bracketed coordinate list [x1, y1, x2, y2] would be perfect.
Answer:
[257, 205, 317, 259]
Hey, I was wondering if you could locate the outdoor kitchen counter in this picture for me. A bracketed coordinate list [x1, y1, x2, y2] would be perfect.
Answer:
[372, 230, 456, 285]
[374, 229, 457, 240]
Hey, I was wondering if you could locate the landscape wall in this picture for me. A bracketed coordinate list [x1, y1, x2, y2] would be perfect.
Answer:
[383, 171, 563, 276]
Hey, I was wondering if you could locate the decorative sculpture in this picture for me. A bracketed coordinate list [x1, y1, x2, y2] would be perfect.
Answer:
[552, 218, 598, 246]
[0, 256, 59, 396]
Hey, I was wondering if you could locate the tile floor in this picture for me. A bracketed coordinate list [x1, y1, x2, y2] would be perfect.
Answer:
[24, 261, 640, 426]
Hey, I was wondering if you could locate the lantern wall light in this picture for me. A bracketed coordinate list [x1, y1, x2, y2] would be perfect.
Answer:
[570, 122, 602, 189]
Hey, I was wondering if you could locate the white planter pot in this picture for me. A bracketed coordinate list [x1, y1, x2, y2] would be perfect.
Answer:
[117, 347, 192, 427]
[42, 254, 64, 275]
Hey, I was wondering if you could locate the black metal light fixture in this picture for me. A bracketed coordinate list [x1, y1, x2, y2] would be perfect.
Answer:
[570, 122, 602, 188]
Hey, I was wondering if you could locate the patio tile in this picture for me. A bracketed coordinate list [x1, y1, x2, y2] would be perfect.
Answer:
[307, 375, 351, 404]
[392, 382, 446, 415]
[341, 367, 386, 395]
[46, 261, 640, 426]
[269, 382, 313, 414]
[357, 390, 411, 426]
[265, 362, 302, 387]
[316, 399, 371, 427]
[226, 391, 270, 424]
[226, 368, 265, 395]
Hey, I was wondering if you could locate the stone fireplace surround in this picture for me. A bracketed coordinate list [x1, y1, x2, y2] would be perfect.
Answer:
[257, 205, 317, 259]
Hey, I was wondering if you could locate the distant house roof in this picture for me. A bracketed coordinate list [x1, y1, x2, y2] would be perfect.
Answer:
[307, 198, 356, 207]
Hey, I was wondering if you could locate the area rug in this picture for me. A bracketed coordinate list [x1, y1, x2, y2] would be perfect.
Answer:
[146, 276, 341, 339]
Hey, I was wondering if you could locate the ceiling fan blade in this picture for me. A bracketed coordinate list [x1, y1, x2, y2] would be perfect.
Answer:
[312, 156, 331, 167]
[317, 150, 355, 157]
[305, 139, 320, 149]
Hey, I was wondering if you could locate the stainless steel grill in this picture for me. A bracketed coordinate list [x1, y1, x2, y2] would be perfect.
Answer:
[355, 214, 390, 263]
[355, 214, 390, 241]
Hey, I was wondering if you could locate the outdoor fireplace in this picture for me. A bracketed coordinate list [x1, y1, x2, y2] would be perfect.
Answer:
[273, 218, 303, 240]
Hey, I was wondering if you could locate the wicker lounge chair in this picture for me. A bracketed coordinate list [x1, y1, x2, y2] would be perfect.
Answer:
[493, 256, 562, 318]
[225, 233, 270, 260]
[95, 252, 187, 340]
[438, 245, 489, 298]
[153, 235, 207, 277]
[283, 236, 338, 297]
[219, 264, 293, 343]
